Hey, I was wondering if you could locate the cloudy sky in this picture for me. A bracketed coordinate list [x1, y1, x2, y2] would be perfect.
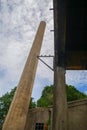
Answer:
[0, 0, 87, 101]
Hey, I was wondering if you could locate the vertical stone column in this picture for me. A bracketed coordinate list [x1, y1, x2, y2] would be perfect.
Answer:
[2, 21, 46, 130]
[53, 67, 67, 130]
[52, 0, 68, 130]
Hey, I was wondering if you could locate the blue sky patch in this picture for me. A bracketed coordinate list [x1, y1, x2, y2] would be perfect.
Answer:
[0, 68, 6, 78]
[0, 3, 3, 12]
[7, 3, 14, 13]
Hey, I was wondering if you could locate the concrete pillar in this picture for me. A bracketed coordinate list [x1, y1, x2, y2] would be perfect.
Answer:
[2, 21, 46, 130]
[52, 67, 67, 130]
[52, 0, 68, 129]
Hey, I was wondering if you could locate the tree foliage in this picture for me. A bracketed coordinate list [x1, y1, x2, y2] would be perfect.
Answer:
[0, 87, 16, 129]
[66, 85, 87, 101]
[0, 87, 36, 129]
[37, 85, 53, 107]
[37, 84, 87, 107]
[29, 97, 36, 108]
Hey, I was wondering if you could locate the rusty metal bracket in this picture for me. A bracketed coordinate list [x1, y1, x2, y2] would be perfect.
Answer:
[49, 8, 54, 10]
[37, 55, 54, 71]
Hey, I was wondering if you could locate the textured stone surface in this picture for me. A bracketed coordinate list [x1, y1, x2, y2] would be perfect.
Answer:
[68, 99, 87, 130]
[25, 108, 52, 130]
[2, 21, 46, 130]
[52, 67, 68, 130]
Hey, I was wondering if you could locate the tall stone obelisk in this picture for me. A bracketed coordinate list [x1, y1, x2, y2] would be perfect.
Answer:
[2, 21, 46, 130]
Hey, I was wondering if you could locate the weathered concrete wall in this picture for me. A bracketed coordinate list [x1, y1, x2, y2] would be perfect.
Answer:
[24, 108, 52, 130]
[25, 98, 87, 130]
[68, 99, 87, 130]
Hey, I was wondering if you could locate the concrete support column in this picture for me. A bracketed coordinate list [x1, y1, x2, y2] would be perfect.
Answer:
[52, 67, 67, 130]
[52, 0, 68, 129]
[2, 21, 46, 130]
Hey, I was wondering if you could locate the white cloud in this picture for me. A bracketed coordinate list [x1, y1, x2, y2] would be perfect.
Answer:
[66, 70, 87, 93]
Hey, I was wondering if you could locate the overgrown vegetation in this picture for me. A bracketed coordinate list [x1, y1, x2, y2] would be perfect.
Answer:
[37, 85, 53, 107]
[66, 85, 87, 101]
